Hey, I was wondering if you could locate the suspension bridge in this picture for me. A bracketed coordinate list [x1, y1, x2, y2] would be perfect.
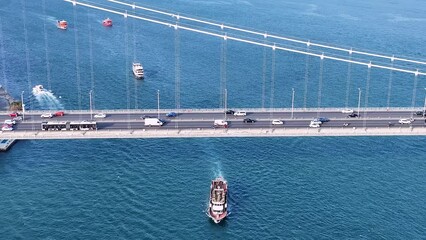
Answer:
[1, 0, 426, 139]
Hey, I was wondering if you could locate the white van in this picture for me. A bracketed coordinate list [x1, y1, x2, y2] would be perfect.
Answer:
[233, 111, 247, 116]
[214, 120, 228, 128]
[144, 118, 164, 127]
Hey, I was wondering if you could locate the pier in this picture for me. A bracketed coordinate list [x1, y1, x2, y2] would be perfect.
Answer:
[0, 139, 17, 152]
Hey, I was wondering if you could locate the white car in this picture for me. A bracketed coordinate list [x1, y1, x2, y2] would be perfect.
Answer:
[310, 120, 322, 125]
[234, 111, 247, 116]
[272, 119, 284, 125]
[94, 113, 107, 118]
[309, 122, 321, 128]
[398, 118, 414, 124]
[41, 113, 53, 118]
[341, 109, 354, 114]
[12, 116, 23, 121]
[4, 119, 16, 125]
[1, 124, 13, 131]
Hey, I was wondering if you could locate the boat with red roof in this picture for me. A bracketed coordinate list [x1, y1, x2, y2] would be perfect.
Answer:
[207, 177, 228, 223]
[57, 20, 68, 30]
[102, 18, 113, 27]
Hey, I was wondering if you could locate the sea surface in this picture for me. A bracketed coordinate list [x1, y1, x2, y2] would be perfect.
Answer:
[1, 0, 426, 239]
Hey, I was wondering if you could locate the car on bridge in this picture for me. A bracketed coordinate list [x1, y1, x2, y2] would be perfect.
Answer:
[141, 115, 153, 120]
[347, 113, 359, 118]
[309, 122, 321, 128]
[225, 110, 235, 115]
[310, 119, 322, 125]
[41, 113, 53, 118]
[4, 119, 16, 125]
[399, 118, 414, 124]
[54, 111, 65, 117]
[214, 120, 228, 128]
[341, 109, 354, 114]
[234, 111, 247, 116]
[166, 112, 177, 117]
[415, 110, 426, 117]
[94, 113, 107, 118]
[1, 124, 13, 131]
[12, 116, 22, 121]
[272, 119, 283, 125]
[9, 112, 20, 118]
[243, 118, 256, 123]
[314, 117, 329, 123]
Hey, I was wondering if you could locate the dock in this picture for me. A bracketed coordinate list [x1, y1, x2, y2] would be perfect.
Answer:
[0, 139, 17, 152]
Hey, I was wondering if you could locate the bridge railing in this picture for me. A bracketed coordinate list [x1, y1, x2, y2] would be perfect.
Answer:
[0, 107, 421, 115]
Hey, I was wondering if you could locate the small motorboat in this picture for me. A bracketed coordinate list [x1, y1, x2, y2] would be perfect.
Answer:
[57, 20, 68, 30]
[102, 18, 113, 27]
[32, 85, 47, 95]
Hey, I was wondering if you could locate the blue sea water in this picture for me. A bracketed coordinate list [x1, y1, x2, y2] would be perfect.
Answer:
[1, 0, 426, 238]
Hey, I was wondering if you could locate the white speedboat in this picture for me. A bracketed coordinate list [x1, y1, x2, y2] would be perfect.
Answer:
[132, 62, 144, 79]
[33, 85, 46, 95]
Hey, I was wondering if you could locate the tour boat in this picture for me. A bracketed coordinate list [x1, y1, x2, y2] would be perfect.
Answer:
[132, 62, 144, 79]
[57, 20, 68, 30]
[102, 18, 113, 27]
[207, 177, 228, 223]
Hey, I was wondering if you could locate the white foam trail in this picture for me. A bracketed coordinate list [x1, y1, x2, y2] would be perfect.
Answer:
[32, 86, 64, 110]
[213, 161, 224, 178]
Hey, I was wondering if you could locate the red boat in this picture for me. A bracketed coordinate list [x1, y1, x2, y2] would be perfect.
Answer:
[57, 20, 67, 30]
[208, 177, 228, 223]
[102, 18, 113, 27]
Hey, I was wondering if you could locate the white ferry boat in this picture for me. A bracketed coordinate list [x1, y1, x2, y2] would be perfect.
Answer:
[132, 62, 144, 79]
[207, 177, 228, 223]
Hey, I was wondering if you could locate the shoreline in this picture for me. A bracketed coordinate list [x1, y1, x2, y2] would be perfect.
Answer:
[0, 85, 17, 110]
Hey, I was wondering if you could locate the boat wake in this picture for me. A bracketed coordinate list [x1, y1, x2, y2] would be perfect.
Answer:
[213, 161, 224, 179]
[32, 85, 63, 110]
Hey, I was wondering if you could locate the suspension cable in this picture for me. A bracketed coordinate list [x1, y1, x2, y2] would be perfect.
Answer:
[108, 0, 426, 67]
[411, 72, 419, 118]
[386, 61, 394, 111]
[0, 18, 7, 90]
[261, 43, 267, 110]
[269, 47, 276, 120]
[303, 45, 310, 109]
[317, 56, 325, 117]
[87, 11, 95, 111]
[72, 4, 82, 116]
[174, 23, 181, 128]
[64, 0, 426, 77]
[344, 52, 352, 108]
[42, 0, 52, 91]
[124, 15, 131, 129]
[363, 65, 372, 129]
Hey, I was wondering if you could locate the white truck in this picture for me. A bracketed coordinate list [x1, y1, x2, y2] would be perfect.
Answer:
[144, 118, 164, 127]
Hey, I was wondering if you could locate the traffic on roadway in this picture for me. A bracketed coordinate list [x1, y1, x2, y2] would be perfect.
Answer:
[2, 109, 426, 133]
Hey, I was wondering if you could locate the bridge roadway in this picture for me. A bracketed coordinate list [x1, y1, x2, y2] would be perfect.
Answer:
[1, 109, 425, 139]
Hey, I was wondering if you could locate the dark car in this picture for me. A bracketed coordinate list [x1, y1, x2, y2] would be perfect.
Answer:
[243, 118, 256, 123]
[415, 110, 425, 117]
[166, 112, 177, 117]
[347, 113, 359, 118]
[314, 117, 329, 123]
[141, 115, 153, 119]
[225, 110, 235, 115]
